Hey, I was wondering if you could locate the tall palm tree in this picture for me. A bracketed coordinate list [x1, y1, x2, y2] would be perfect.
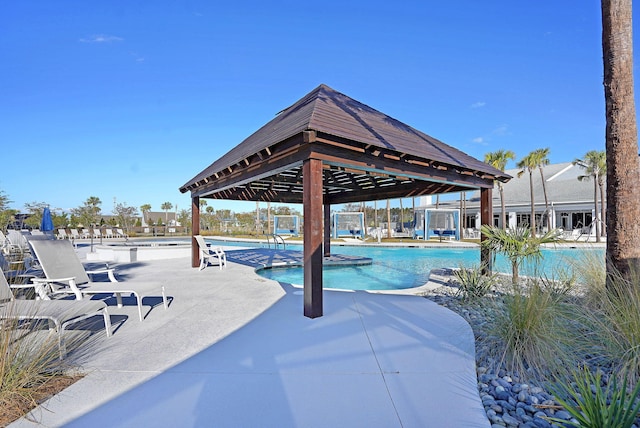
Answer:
[161, 202, 173, 225]
[532, 148, 551, 231]
[140, 204, 151, 226]
[573, 150, 606, 243]
[517, 152, 539, 234]
[484, 149, 516, 229]
[602, 0, 640, 280]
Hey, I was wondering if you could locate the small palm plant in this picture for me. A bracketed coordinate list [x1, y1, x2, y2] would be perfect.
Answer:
[480, 225, 559, 284]
[452, 265, 497, 301]
[549, 367, 640, 428]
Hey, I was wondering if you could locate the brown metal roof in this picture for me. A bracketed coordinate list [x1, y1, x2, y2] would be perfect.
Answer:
[179, 84, 511, 204]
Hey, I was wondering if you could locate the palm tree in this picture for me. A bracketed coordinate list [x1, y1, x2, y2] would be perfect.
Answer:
[602, 0, 640, 281]
[573, 151, 606, 243]
[484, 149, 516, 229]
[532, 148, 551, 231]
[161, 202, 173, 225]
[480, 225, 559, 284]
[140, 204, 151, 226]
[517, 152, 539, 234]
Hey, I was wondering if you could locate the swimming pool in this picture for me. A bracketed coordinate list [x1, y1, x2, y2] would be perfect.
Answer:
[202, 238, 605, 291]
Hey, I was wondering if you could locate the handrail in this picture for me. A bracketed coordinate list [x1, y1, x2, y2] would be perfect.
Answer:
[264, 233, 287, 250]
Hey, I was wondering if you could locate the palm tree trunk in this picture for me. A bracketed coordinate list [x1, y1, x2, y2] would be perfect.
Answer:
[528, 171, 536, 234]
[539, 168, 550, 231]
[593, 179, 601, 242]
[499, 184, 507, 229]
[602, 0, 640, 280]
[599, 180, 606, 236]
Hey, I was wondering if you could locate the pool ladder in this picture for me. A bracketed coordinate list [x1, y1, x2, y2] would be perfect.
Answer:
[265, 233, 287, 250]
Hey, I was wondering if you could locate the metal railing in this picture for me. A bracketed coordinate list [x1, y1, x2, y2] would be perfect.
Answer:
[265, 233, 287, 250]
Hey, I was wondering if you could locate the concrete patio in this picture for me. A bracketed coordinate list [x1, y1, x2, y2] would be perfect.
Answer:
[10, 245, 488, 428]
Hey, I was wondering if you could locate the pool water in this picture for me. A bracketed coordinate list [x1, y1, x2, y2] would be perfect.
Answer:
[245, 242, 605, 291]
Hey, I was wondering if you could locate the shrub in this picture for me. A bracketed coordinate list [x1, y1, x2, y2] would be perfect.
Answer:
[452, 265, 497, 301]
[549, 366, 640, 428]
[482, 282, 579, 380]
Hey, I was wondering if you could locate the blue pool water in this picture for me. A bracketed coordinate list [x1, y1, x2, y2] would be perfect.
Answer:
[202, 238, 604, 291]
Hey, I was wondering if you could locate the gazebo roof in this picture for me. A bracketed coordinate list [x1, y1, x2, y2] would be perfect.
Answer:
[180, 84, 510, 204]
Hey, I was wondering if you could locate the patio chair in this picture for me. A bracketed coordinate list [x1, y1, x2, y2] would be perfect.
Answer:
[93, 229, 102, 239]
[57, 229, 69, 240]
[194, 235, 227, 271]
[115, 228, 128, 238]
[0, 266, 111, 358]
[29, 240, 168, 322]
[80, 229, 91, 239]
[104, 229, 114, 238]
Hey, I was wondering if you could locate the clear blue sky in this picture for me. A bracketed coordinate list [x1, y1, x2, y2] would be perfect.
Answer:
[1, 1, 633, 216]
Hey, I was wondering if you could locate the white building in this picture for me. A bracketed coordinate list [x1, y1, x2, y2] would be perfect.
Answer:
[421, 162, 604, 234]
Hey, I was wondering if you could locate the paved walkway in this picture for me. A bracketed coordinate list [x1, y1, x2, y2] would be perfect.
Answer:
[10, 246, 489, 428]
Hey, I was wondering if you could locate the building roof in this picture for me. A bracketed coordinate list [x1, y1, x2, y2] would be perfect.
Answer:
[179, 84, 511, 205]
[457, 162, 603, 210]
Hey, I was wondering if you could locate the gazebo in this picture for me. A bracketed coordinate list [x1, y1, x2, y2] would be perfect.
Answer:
[180, 84, 511, 318]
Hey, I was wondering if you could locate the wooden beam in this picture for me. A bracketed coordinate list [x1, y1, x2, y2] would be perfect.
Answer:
[303, 158, 323, 318]
[324, 202, 331, 257]
[191, 196, 200, 268]
[480, 187, 493, 274]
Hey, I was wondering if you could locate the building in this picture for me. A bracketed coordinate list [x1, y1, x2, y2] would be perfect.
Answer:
[423, 162, 604, 234]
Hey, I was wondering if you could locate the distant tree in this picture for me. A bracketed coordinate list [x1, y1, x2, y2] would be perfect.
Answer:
[51, 210, 69, 228]
[161, 202, 173, 225]
[532, 148, 551, 231]
[517, 152, 540, 234]
[602, 0, 640, 282]
[177, 208, 191, 233]
[140, 204, 151, 225]
[114, 203, 139, 234]
[23, 201, 48, 229]
[70, 197, 102, 227]
[484, 149, 516, 229]
[156, 217, 164, 226]
[0, 190, 17, 232]
[574, 150, 607, 242]
[204, 206, 214, 230]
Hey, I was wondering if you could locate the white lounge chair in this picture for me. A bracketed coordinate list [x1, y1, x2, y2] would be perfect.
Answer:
[93, 229, 102, 239]
[80, 229, 91, 239]
[115, 228, 128, 238]
[57, 229, 69, 240]
[194, 235, 227, 271]
[0, 266, 111, 358]
[104, 229, 114, 238]
[29, 240, 168, 322]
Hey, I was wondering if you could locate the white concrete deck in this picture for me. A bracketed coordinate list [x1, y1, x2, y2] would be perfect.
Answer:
[9, 245, 488, 428]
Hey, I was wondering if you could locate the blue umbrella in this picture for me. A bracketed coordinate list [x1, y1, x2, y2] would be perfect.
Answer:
[41, 207, 54, 233]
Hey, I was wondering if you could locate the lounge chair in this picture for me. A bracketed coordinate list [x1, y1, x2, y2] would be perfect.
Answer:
[115, 228, 128, 238]
[80, 229, 91, 239]
[194, 235, 227, 271]
[57, 229, 69, 240]
[93, 229, 102, 239]
[103, 229, 113, 238]
[29, 240, 168, 322]
[0, 266, 111, 358]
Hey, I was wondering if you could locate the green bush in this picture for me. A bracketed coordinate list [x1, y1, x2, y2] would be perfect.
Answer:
[549, 366, 640, 428]
[452, 265, 497, 301]
[483, 282, 579, 380]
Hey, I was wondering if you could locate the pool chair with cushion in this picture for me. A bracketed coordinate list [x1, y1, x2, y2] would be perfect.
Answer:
[194, 235, 227, 271]
[0, 266, 111, 358]
[28, 240, 168, 322]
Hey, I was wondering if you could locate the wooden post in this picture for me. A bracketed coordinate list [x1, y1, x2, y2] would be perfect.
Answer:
[303, 158, 323, 318]
[324, 202, 331, 257]
[480, 188, 493, 274]
[191, 196, 200, 268]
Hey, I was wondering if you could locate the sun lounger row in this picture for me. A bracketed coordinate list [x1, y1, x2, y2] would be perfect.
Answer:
[0, 239, 169, 359]
[56, 228, 129, 240]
